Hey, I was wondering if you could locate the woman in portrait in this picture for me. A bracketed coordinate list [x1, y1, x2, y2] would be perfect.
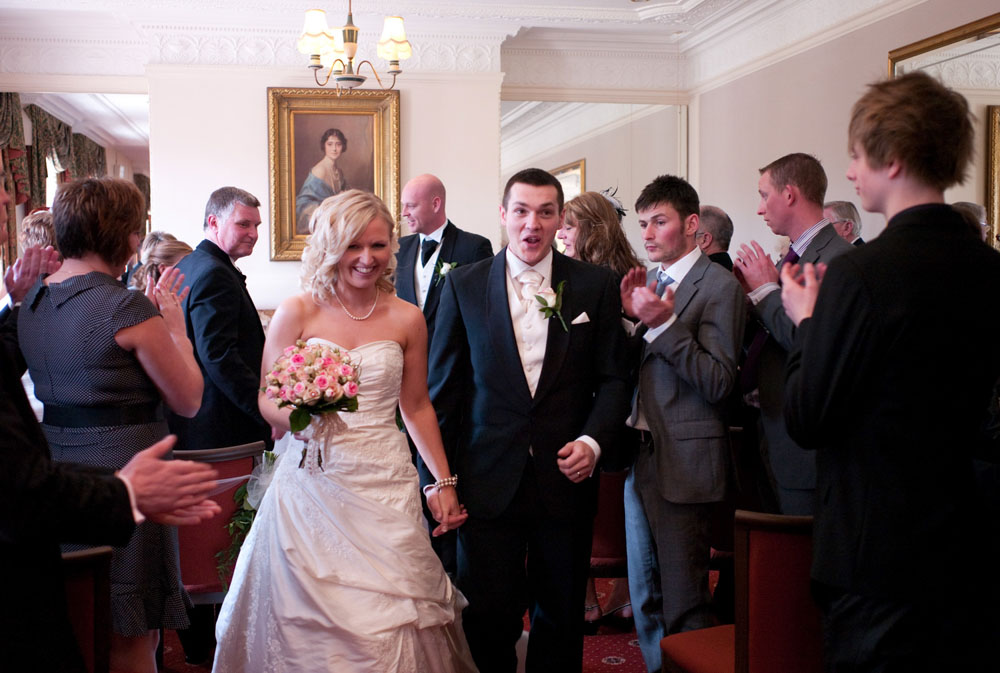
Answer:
[17, 177, 204, 673]
[557, 189, 642, 628]
[214, 189, 477, 673]
[295, 127, 350, 234]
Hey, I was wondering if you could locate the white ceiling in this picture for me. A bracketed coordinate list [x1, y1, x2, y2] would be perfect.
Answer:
[0, 0, 930, 177]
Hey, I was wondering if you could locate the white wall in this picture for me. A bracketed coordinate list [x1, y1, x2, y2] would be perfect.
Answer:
[693, 0, 999, 255]
[148, 68, 502, 310]
[502, 106, 682, 264]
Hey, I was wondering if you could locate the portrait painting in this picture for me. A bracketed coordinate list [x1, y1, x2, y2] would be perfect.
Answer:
[551, 158, 586, 202]
[268, 88, 400, 261]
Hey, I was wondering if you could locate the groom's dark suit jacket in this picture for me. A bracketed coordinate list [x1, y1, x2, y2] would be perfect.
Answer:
[0, 322, 135, 672]
[428, 249, 631, 520]
[168, 240, 270, 451]
[395, 221, 493, 347]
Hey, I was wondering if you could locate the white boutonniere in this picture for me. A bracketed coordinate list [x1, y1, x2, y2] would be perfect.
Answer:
[535, 280, 568, 332]
[434, 260, 458, 285]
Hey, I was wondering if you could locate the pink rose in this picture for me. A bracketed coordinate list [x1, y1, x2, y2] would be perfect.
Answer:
[321, 357, 335, 368]
[304, 386, 322, 402]
[343, 381, 359, 398]
[324, 382, 343, 401]
[293, 381, 306, 396]
[339, 364, 354, 378]
[283, 345, 296, 356]
[314, 374, 330, 389]
[265, 385, 280, 400]
[290, 353, 306, 365]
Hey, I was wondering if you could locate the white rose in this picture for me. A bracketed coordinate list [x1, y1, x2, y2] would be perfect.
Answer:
[535, 287, 558, 307]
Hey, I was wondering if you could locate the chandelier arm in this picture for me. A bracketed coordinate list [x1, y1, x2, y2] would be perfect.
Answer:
[314, 58, 349, 87]
[356, 60, 390, 90]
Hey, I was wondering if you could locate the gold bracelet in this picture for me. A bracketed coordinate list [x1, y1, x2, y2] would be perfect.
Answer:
[433, 475, 458, 491]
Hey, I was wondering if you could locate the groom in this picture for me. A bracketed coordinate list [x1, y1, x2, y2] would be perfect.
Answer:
[428, 168, 630, 672]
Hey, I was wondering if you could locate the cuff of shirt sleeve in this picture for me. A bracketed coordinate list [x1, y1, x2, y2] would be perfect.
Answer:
[643, 314, 677, 343]
[577, 435, 601, 476]
[116, 473, 146, 524]
[748, 282, 779, 305]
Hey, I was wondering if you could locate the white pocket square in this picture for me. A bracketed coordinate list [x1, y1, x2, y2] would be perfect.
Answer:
[571, 312, 590, 325]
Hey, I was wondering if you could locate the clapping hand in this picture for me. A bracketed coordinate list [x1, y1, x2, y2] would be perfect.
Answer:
[146, 266, 189, 336]
[4, 245, 61, 302]
[733, 241, 778, 292]
[780, 262, 826, 326]
[425, 484, 468, 537]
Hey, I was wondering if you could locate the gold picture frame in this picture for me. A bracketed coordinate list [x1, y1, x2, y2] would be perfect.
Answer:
[551, 158, 586, 202]
[267, 87, 400, 261]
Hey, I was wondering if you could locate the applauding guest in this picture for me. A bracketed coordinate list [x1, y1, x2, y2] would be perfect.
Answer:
[16, 177, 205, 673]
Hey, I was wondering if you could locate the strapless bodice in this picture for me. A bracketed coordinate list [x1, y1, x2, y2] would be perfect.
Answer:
[304, 338, 403, 429]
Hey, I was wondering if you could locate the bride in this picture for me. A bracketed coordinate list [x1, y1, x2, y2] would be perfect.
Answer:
[213, 189, 477, 673]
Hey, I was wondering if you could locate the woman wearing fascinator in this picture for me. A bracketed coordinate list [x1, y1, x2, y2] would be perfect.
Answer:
[214, 189, 477, 673]
[558, 188, 643, 627]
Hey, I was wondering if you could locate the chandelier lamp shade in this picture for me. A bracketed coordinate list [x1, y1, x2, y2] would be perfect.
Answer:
[297, 1, 411, 91]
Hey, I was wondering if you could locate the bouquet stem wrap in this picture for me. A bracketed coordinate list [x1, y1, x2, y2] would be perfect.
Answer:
[297, 413, 349, 473]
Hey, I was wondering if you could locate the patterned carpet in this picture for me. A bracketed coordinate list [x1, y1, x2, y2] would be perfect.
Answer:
[161, 579, 647, 672]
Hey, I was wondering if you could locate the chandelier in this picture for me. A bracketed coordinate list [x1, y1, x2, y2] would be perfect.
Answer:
[297, 1, 412, 91]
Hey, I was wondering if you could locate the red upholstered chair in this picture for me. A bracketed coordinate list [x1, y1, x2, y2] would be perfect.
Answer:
[174, 441, 265, 603]
[62, 545, 113, 673]
[661, 510, 822, 673]
[590, 470, 629, 578]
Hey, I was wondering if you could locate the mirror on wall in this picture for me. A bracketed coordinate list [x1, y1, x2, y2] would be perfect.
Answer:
[889, 12, 1000, 246]
[500, 101, 686, 261]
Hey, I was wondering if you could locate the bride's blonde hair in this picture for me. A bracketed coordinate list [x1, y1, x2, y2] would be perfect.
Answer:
[300, 189, 398, 303]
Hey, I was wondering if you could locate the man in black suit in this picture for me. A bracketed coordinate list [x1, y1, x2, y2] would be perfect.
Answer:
[0, 169, 219, 673]
[823, 200, 864, 245]
[695, 204, 735, 271]
[167, 186, 270, 660]
[396, 173, 492, 575]
[429, 168, 630, 673]
[781, 72, 999, 672]
[168, 186, 270, 452]
[733, 153, 851, 515]
[396, 173, 493, 346]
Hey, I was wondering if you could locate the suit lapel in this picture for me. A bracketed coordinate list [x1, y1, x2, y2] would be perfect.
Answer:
[533, 253, 571, 403]
[798, 223, 834, 265]
[486, 251, 533, 403]
[423, 222, 456, 318]
[672, 255, 707, 318]
[396, 236, 418, 304]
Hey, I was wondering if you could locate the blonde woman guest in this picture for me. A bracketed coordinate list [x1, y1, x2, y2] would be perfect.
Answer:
[214, 189, 477, 673]
[129, 238, 193, 293]
[295, 127, 350, 234]
[17, 177, 204, 673]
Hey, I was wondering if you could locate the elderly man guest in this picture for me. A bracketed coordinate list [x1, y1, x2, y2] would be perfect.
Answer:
[695, 205, 735, 270]
[824, 200, 864, 245]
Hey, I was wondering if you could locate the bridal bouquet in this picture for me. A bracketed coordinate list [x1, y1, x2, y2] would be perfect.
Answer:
[263, 340, 361, 433]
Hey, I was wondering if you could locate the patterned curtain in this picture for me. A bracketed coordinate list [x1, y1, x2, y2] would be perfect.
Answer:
[72, 133, 107, 178]
[0, 92, 30, 206]
[134, 173, 151, 213]
[1, 154, 16, 287]
[25, 103, 76, 207]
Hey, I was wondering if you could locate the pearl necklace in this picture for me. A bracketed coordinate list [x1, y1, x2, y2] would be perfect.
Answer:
[333, 288, 379, 321]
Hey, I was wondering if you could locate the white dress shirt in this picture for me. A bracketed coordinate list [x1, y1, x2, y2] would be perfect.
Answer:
[415, 224, 446, 310]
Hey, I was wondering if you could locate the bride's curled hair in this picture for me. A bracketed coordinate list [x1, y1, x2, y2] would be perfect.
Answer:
[300, 189, 398, 303]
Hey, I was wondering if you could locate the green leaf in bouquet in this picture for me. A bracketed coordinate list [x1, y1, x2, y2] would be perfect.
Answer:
[289, 407, 311, 432]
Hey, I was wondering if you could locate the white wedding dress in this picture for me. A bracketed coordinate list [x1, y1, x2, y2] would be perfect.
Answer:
[213, 339, 478, 673]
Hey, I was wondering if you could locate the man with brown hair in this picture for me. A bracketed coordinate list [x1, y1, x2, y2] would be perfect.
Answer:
[782, 71, 999, 671]
[733, 152, 850, 515]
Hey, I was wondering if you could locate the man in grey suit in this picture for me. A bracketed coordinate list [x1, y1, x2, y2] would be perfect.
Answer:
[620, 175, 745, 672]
[734, 153, 851, 514]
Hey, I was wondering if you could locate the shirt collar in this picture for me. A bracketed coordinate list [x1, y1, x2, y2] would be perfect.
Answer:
[790, 218, 830, 256]
[419, 221, 448, 244]
[659, 246, 701, 285]
[506, 247, 554, 285]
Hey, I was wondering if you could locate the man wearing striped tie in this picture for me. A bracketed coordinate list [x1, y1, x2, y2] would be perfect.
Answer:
[732, 154, 850, 515]
[619, 174, 745, 672]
